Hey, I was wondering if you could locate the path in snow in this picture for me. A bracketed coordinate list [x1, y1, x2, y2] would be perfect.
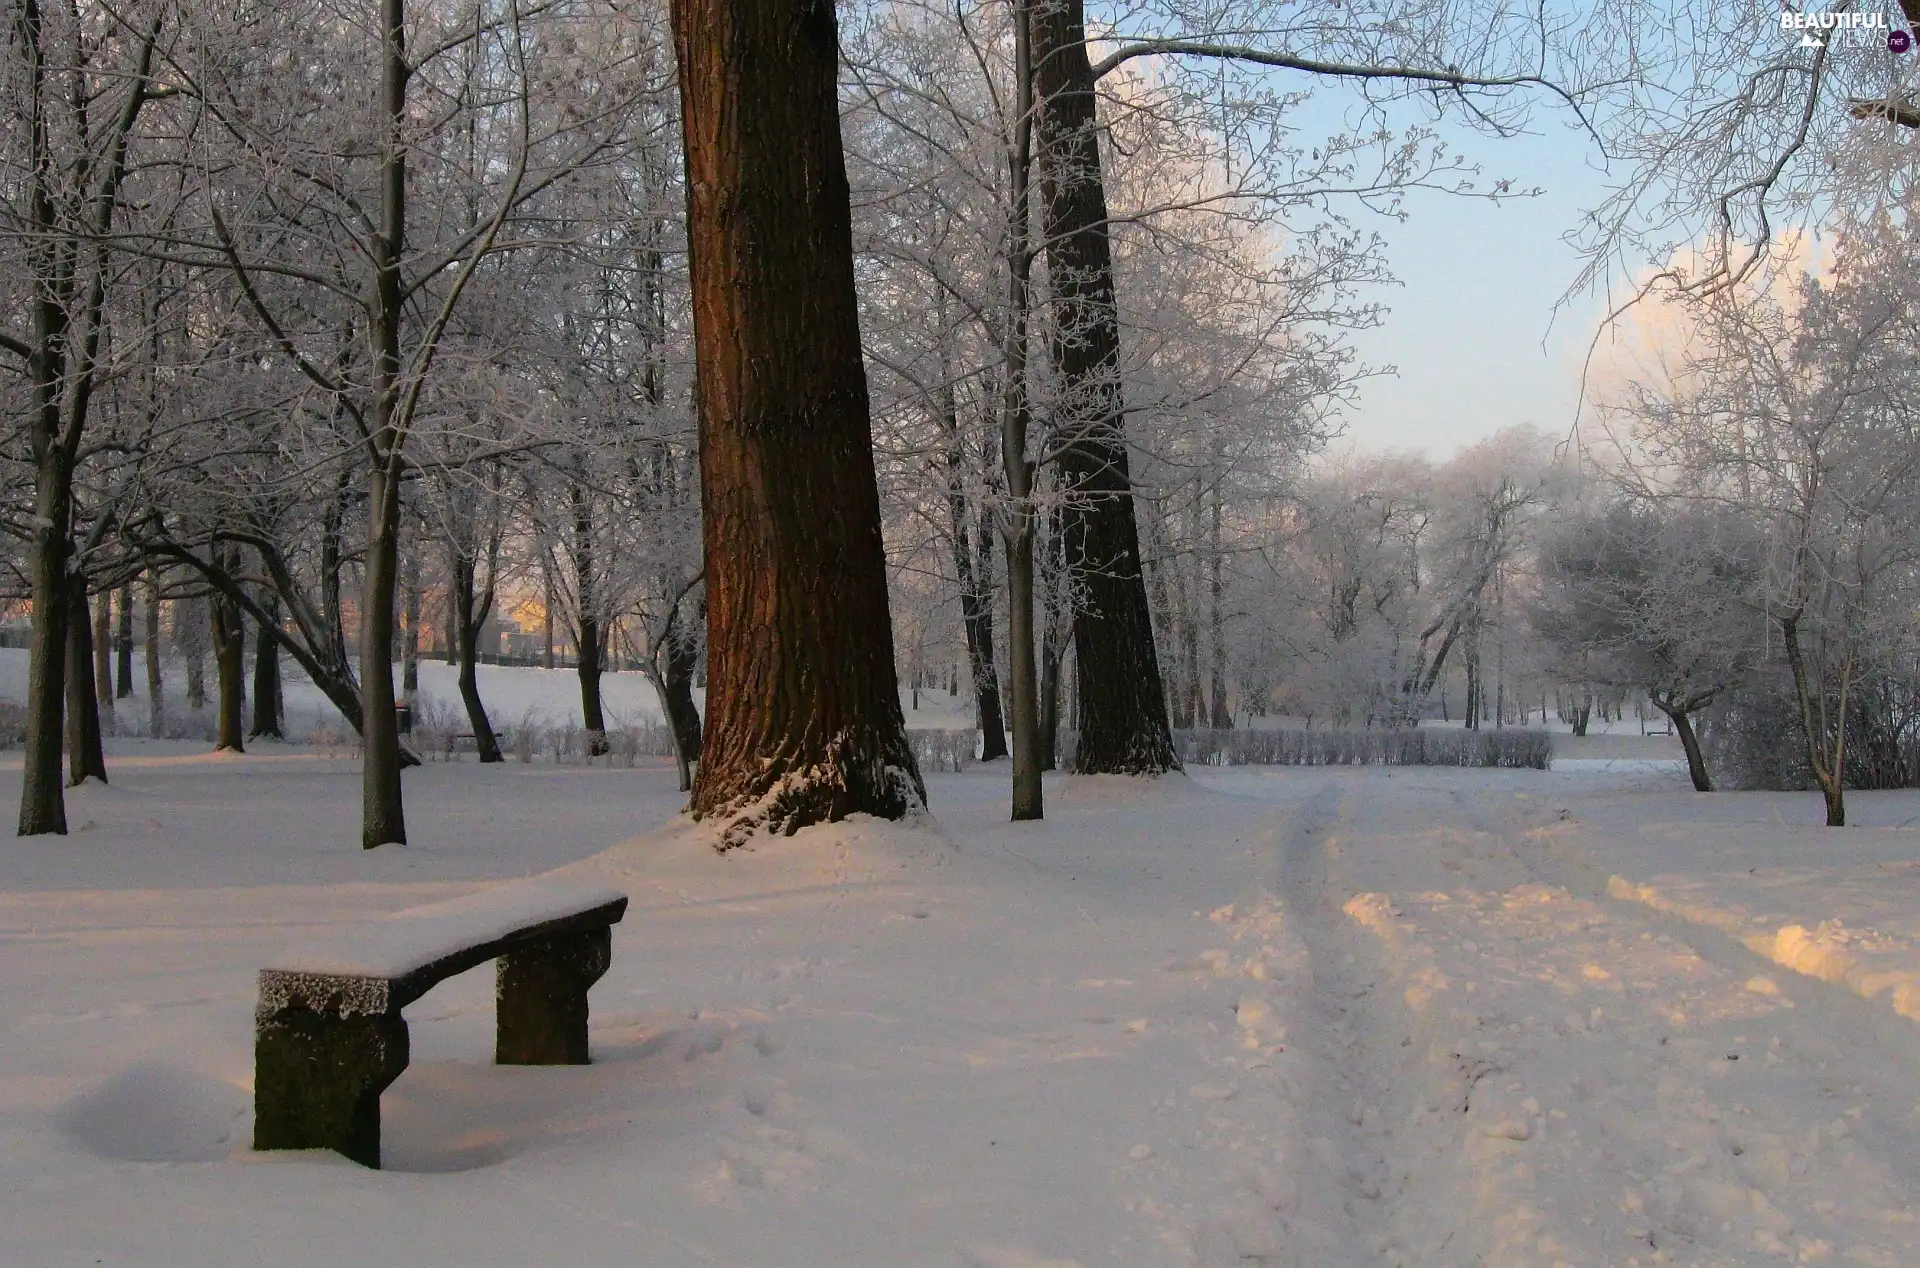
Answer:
[1202, 766, 1920, 1266]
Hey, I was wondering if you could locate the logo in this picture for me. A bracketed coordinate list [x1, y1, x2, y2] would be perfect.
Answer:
[1781, 8, 1891, 48]
[1891, 28, 1913, 51]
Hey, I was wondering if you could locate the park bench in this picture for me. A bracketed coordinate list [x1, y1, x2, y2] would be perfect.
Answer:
[253, 881, 628, 1168]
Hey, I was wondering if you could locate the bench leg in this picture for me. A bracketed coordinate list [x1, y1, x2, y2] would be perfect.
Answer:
[254, 1008, 409, 1168]
[496, 926, 611, 1064]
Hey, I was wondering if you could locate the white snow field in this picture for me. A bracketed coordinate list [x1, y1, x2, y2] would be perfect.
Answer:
[2, 735, 1918, 1264]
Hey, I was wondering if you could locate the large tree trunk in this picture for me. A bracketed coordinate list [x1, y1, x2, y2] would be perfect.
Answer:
[670, 0, 925, 844]
[1032, 0, 1176, 776]
[250, 592, 283, 739]
[210, 575, 246, 753]
[450, 546, 503, 763]
[145, 570, 164, 738]
[66, 585, 107, 786]
[115, 583, 134, 698]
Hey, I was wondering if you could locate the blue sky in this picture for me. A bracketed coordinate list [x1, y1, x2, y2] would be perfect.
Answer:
[1321, 112, 1618, 459]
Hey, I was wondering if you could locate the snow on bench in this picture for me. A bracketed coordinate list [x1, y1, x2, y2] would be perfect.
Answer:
[254, 880, 628, 1168]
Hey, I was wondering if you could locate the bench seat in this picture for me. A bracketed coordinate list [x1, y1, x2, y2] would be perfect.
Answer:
[254, 881, 627, 1167]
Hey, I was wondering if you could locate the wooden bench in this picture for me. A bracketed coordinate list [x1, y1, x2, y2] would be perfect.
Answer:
[253, 881, 628, 1168]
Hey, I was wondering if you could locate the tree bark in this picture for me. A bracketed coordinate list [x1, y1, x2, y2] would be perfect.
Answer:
[65, 585, 107, 785]
[671, 0, 925, 844]
[250, 591, 284, 739]
[1032, 0, 1176, 776]
[210, 572, 246, 753]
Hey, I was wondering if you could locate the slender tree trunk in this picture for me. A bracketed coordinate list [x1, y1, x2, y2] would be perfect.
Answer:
[1032, 0, 1175, 775]
[359, 467, 406, 846]
[250, 592, 283, 739]
[445, 584, 458, 666]
[1038, 508, 1066, 770]
[320, 472, 353, 678]
[115, 583, 134, 698]
[541, 564, 555, 669]
[570, 482, 609, 757]
[403, 534, 421, 696]
[66, 585, 107, 785]
[15, 0, 71, 835]
[1181, 602, 1203, 729]
[145, 570, 164, 738]
[1039, 635, 1061, 771]
[671, 0, 925, 843]
[358, 0, 409, 848]
[577, 612, 607, 755]
[1781, 613, 1846, 828]
[1658, 704, 1712, 793]
[664, 619, 703, 760]
[19, 460, 71, 832]
[1208, 485, 1230, 729]
[93, 591, 113, 729]
[13, 0, 158, 830]
[210, 575, 246, 753]
[450, 546, 503, 763]
[995, 0, 1042, 820]
[182, 594, 206, 710]
[941, 304, 1008, 763]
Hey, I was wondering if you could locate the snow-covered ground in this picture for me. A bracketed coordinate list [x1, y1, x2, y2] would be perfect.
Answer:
[1, 732, 1916, 1264]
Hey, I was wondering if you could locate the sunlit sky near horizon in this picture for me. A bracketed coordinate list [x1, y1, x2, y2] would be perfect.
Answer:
[1321, 115, 1617, 462]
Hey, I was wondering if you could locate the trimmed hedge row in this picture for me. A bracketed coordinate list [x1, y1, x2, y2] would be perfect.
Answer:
[906, 724, 1551, 772]
[1174, 726, 1552, 769]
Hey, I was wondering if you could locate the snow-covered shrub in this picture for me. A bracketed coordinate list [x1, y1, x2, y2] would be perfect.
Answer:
[0, 701, 25, 748]
[907, 728, 974, 772]
[1702, 669, 1920, 791]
